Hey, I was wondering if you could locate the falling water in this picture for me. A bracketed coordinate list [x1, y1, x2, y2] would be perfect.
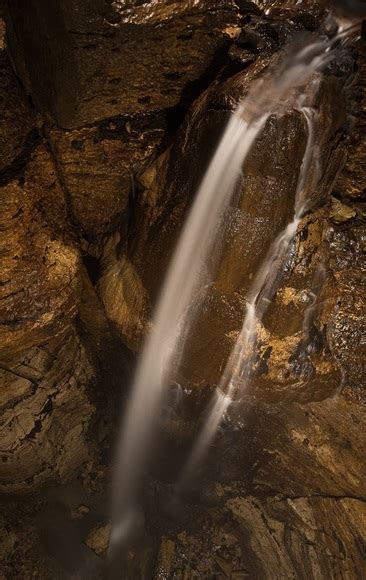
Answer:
[109, 25, 355, 553]
[224, 106, 318, 395]
[109, 107, 267, 553]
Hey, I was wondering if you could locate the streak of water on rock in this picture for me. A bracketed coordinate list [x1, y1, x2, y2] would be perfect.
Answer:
[177, 106, 319, 488]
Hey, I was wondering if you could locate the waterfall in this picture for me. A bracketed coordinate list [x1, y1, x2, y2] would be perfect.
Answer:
[109, 24, 355, 555]
[109, 112, 268, 553]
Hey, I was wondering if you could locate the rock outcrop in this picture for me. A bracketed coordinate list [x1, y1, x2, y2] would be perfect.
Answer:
[153, 495, 366, 578]
[0, 43, 95, 491]
[0, 21, 126, 492]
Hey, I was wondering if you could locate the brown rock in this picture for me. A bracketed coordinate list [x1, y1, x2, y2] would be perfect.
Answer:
[336, 38, 366, 200]
[154, 538, 176, 580]
[153, 492, 366, 579]
[5, 0, 241, 128]
[0, 50, 97, 492]
[329, 196, 357, 223]
[86, 523, 111, 555]
[48, 115, 165, 237]
[226, 495, 366, 578]
[325, 223, 366, 389]
[0, 49, 34, 171]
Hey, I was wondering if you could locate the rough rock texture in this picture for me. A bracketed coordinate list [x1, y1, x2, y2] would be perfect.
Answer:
[3, 0, 249, 246]
[0, 0, 365, 577]
[97, 8, 366, 580]
[0, 47, 90, 492]
[86, 522, 111, 555]
[153, 494, 366, 579]
[0, 0, 255, 494]
[47, 116, 165, 239]
[0, 34, 122, 492]
[5, 0, 242, 128]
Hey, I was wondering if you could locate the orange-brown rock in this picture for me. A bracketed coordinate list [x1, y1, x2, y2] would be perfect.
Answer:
[153, 494, 366, 578]
[5, 0, 242, 128]
[47, 115, 165, 238]
[0, 2, 365, 577]
[0, 51, 97, 492]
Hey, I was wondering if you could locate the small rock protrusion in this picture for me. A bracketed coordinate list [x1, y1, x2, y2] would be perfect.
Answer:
[330, 197, 357, 224]
[71, 504, 90, 520]
[86, 523, 111, 555]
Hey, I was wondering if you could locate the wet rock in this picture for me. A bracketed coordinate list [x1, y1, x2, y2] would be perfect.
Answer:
[229, 43, 257, 66]
[168, 388, 365, 503]
[152, 489, 366, 579]
[107, 40, 351, 395]
[250, 209, 341, 403]
[329, 196, 357, 223]
[5, 0, 242, 128]
[0, 4, 364, 578]
[252, 0, 328, 29]
[47, 114, 165, 238]
[225, 495, 366, 578]
[325, 224, 366, 388]
[86, 523, 111, 555]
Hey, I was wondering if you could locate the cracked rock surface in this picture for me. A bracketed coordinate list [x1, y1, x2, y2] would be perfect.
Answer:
[0, 0, 365, 577]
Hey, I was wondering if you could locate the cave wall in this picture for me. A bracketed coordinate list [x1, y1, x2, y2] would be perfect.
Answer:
[0, 0, 365, 577]
[0, 38, 97, 492]
[0, 0, 251, 492]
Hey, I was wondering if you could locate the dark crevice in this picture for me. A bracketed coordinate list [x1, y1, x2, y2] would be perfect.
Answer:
[0, 364, 38, 384]
[160, 42, 251, 150]
[82, 254, 101, 286]
[0, 128, 41, 186]
[160, 14, 294, 149]
[41, 123, 83, 239]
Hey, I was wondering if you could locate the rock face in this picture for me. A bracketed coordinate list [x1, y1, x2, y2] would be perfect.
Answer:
[5, 0, 241, 128]
[153, 495, 366, 579]
[0, 26, 125, 492]
[0, 0, 250, 494]
[0, 0, 365, 577]
[0, 45, 96, 492]
[47, 118, 165, 239]
[96, 6, 366, 579]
